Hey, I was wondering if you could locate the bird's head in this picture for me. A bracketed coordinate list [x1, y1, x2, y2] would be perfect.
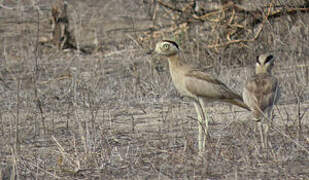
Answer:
[155, 40, 179, 57]
[256, 54, 275, 74]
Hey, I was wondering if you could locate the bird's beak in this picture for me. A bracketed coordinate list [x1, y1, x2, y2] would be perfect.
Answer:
[152, 52, 161, 59]
[146, 49, 154, 55]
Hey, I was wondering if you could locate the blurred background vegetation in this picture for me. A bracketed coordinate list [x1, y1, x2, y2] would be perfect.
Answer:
[0, 0, 308, 179]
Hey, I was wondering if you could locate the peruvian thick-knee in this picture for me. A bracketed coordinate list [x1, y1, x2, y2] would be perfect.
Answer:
[155, 40, 250, 153]
[243, 54, 280, 148]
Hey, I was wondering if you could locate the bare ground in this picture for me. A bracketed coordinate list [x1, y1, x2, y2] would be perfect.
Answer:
[0, 0, 309, 179]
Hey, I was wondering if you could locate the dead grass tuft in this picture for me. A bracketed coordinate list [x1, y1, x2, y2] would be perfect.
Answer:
[0, 0, 308, 179]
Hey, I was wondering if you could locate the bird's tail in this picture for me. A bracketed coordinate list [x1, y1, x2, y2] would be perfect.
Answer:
[225, 98, 251, 111]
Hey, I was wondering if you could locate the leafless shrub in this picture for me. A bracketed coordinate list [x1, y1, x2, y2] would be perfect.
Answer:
[0, 0, 308, 179]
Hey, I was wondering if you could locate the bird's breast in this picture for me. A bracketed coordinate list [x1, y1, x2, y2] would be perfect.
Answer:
[169, 67, 197, 99]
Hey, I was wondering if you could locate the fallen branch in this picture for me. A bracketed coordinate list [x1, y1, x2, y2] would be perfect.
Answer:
[207, 1, 273, 49]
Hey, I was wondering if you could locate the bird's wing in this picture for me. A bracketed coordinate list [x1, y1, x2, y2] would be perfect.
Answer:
[243, 74, 279, 112]
[184, 69, 241, 100]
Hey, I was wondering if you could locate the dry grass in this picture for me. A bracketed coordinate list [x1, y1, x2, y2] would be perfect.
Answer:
[0, 0, 308, 179]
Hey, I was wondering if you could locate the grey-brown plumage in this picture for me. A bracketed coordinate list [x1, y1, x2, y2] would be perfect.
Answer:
[185, 70, 250, 109]
[243, 54, 280, 148]
[155, 40, 250, 153]
[243, 74, 279, 119]
[155, 40, 250, 110]
[243, 54, 279, 120]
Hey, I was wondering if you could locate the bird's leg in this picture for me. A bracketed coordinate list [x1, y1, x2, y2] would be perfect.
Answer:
[264, 122, 269, 150]
[198, 98, 210, 148]
[258, 120, 269, 150]
[194, 102, 205, 153]
[258, 121, 265, 149]
[262, 110, 273, 150]
[255, 108, 270, 149]
[264, 110, 273, 150]
[269, 109, 274, 128]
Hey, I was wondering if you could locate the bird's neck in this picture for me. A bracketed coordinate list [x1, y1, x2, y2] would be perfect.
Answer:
[256, 67, 271, 74]
[167, 54, 184, 68]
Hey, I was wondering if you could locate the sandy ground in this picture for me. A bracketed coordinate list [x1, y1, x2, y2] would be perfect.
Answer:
[0, 0, 309, 179]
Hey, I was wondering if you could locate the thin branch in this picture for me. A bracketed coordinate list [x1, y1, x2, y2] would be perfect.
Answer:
[207, 0, 273, 48]
[157, 0, 183, 13]
[33, 1, 46, 135]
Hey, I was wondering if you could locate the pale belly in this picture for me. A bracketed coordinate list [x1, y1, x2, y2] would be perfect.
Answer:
[170, 70, 196, 99]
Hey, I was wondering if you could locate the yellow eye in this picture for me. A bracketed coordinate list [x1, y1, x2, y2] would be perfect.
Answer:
[163, 43, 169, 49]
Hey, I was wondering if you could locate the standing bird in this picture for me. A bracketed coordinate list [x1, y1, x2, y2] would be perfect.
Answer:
[155, 40, 250, 153]
[243, 54, 280, 148]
